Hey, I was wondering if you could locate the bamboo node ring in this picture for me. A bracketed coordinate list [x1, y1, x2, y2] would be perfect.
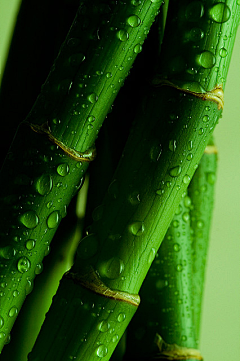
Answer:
[28, 121, 96, 162]
[64, 266, 140, 307]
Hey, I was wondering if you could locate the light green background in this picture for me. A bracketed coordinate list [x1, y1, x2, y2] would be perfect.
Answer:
[0, 1, 240, 360]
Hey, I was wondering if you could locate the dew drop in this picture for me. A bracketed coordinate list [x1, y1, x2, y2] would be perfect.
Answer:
[0, 332, 6, 339]
[219, 47, 228, 58]
[173, 220, 179, 228]
[116, 29, 129, 41]
[108, 179, 118, 199]
[35, 263, 43, 275]
[148, 248, 156, 264]
[169, 139, 177, 152]
[106, 72, 112, 78]
[207, 172, 216, 184]
[203, 115, 209, 122]
[13, 290, 19, 297]
[188, 27, 204, 42]
[17, 257, 31, 273]
[88, 93, 98, 103]
[150, 143, 162, 161]
[133, 44, 142, 54]
[19, 211, 39, 229]
[129, 221, 145, 236]
[127, 15, 141, 27]
[68, 53, 85, 66]
[112, 335, 119, 342]
[117, 313, 126, 322]
[169, 165, 182, 177]
[77, 234, 98, 260]
[131, 0, 141, 5]
[173, 243, 180, 252]
[187, 153, 193, 161]
[185, 1, 204, 21]
[92, 205, 104, 221]
[197, 51, 216, 69]
[96, 344, 108, 358]
[8, 306, 18, 318]
[34, 174, 53, 195]
[0, 246, 16, 260]
[182, 212, 190, 222]
[98, 320, 110, 333]
[128, 191, 141, 206]
[57, 164, 69, 177]
[176, 264, 183, 272]
[87, 115, 95, 123]
[208, 3, 231, 23]
[183, 175, 191, 184]
[47, 210, 60, 229]
[0, 317, 4, 329]
[98, 257, 124, 280]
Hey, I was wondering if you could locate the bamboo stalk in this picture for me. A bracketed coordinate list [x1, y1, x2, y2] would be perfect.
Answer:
[0, 0, 164, 350]
[188, 138, 217, 343]
[28, 2, 240, 360]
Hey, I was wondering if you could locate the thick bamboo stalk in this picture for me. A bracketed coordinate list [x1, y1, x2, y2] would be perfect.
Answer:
[28, 2, 240, 360]
[0, 0, 164, 350]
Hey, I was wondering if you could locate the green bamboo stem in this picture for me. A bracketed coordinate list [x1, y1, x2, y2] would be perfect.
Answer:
[125, 196, 195, 360]
[0, 0, 164, 350]
[188, 138, 217, 342]
[28, 2, 240, 360]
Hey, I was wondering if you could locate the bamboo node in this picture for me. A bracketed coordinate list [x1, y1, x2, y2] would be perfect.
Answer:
[154, 334, 203, 360]
[204, 144, 218, 154]
[28, 122, 96, 162]
[64, 265, 140, 307]
[152, 79, 224, 110]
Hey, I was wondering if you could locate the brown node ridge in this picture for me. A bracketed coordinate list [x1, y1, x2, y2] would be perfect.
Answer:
[152, 79, 224, 110]
[29, 122, 96, 162]
[64, 265, 140, 307]
[154, 334, 203, 360]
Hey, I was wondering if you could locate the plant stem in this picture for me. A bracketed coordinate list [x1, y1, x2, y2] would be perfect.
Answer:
[188, 138, 217, 342]
[0, 0, 164, 351]
[28, 2, 240, 360]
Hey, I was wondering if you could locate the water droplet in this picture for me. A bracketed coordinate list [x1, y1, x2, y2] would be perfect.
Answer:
[173, 220, 179, 228]
[0, 317, 4, 329]
[57, 164, 69, 177]
[117, 313, 126, 322]
[128, 191, 141, 205]
[148, 248, 156, 264]
[87, 115, 95, 123]
[0, 332, 6, 339]
[19, 211, 39, 229]
[197, 220, 204, 229]
[182, 335, 188, 341]
[219, 47, 227, 58]
[173, 243, 180, 252]
[188, 140, 193, 151]
[183, 175, 191, 184]
[98, 320, 110, 333]
[129, 221, 145, 236]
[209, 3, 231, 23]
[47, 210, 60, 229]
[0, 246, 16, 260]
[203, 115, 209, 122]
[17, 257, 31, 273]
[133, 44, 142, 54]
[207, 172, 216, 184]
[88, 93, 98, 103]
[77, 234, 98, 260]
[35, 263, 43, 275]
[169, 139, 177, 152]
[198, 128, 204, 135]
[150, 143, 162, 161]
[92, 205, 104, 221]
[131, 0, 142, 5]
[197, 51, 216, 69]
[46, 201, 53, 209]
[169, 166, 182, 177]
[176, 264, 183, 272]
[112, 335, 119, 342]
[8, 306, 18, 317]
[185, 1, 204, 22]
[98, 257, 124, 279]
[188, 27, 204, 42]
[127, 15, 141, 27]
[34, 174, 53, 195]
[96, 344, 108, 358]
[116, 29, 129, 41]
[13, 290, 19, 297]
[106, 72, 112, 78]
[25, 239, 36, 251]
[182, 212, 190, 222]
[187, 153, 193, 161]
[68, 53, 85, 66]
[25, 278, 34, 295]
[108, 179, 118, 199]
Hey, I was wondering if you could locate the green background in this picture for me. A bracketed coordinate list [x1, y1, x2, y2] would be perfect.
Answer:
[0, 1, 240, 360]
